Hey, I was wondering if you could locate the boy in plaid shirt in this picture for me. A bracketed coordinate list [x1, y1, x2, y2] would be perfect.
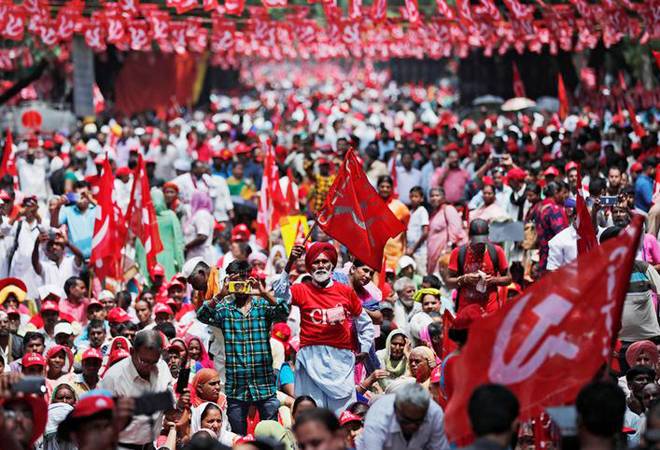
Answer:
[197, 259, 289, 435]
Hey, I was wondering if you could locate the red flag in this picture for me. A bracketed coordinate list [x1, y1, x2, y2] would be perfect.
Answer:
[256, 142, 287, 248]
[557, 73, 569, 120]
[626, 102, 646, 139]
[90, 158, 122, 280]
[317, 148, 406, 270]
[653, 50, 660, 70]
[512, 62, 526, 98]
[575, 190, 597, 255]
[444, 216, 644, 443]
[0, 129, 17, 180]
[125, 155, 163, 273]
[285, 167, 299, 213]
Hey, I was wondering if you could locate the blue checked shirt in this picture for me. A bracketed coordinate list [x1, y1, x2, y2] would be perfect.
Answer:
[197, 295, 289, 401]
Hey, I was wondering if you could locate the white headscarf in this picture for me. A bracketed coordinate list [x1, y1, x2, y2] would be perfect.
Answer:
[190, 402, 235, 447]
[45, 402, 74, 435]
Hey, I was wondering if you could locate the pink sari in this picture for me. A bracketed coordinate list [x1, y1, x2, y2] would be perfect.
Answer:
[426, 204, 467, 274]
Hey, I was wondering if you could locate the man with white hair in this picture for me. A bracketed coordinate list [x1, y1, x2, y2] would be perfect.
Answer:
[275, 242, 375, 414]
[392, 277, 420, 335]
[358, 382, 450, 449]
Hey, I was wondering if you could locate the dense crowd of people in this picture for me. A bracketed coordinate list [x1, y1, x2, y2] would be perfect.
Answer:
[0, 62, 659, 450]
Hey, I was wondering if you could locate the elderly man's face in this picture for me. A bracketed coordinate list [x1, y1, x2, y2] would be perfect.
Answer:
[310, 253, 334, 284]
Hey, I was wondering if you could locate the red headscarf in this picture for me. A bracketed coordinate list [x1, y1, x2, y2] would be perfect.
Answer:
[304, 242, 338, 272]
[184, 335, 213, 369]
[190, 368, 225, 409]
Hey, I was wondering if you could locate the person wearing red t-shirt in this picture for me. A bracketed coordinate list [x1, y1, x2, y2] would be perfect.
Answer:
[275, 242, 375, 414]
[446, 219, 511, 314]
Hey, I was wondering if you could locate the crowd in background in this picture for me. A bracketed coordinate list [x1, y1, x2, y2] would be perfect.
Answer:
[0, 62, 659, 450]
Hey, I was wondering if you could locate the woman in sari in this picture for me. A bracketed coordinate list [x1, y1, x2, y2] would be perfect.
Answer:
[190, 401, 237, 447]
[375, 329, 410, 390]
[162, 181, 187, 221]
[190, 368, 227, 411]
[408, 345, 437, 390]
[183, 191, 216, 263]
[470, 184, 510, 223]
[426, 187, 467, 275]
[151, 189, 185, 279]
[45, 345, 74, 398]
[378, 176, 411, 270]
[185, 335, 214, 376]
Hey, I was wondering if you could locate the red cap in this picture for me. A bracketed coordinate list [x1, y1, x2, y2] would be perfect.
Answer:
[87, 299, 103, 310]
[541, 153, 555, 163]
[107, 307, 131, 324]
[317, 157, 332, 165]
[41, 300, 59, 313]
[151, 264, 165, 277]
[338, 411, 363, 426]
[631, 162, 643, 173]
[167, 278, 185, 291]
[506, 167, 526, 181]
[564, 161, 579, 172]
[544, 166, 560, 177]
[231, 224, 251, 242]
[82, 348, 103, 361]
[43, 140, 54, 150]
[0, 395, 47, 446]
[22, 352, 46, 368]
[70, 394, 115, 419]
[234, 143, 251, 154]
[154, 303, 173, 316]
[116, 167, 132, 177]
[107, 348, 129, 367]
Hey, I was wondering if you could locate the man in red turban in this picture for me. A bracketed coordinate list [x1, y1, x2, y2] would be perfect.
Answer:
[275, 242, 375, 415]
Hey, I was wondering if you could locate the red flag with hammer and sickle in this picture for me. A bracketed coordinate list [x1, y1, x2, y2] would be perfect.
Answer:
[317, 148, 406, 270]
[445, 215, 644, 444]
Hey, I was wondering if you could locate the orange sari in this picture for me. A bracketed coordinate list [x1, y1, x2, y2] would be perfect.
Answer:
[383, 198, 411, 270]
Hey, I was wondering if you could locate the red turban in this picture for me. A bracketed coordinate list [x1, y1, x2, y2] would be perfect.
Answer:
[625, 340, 659, 368]
[304, 242, 338, 271]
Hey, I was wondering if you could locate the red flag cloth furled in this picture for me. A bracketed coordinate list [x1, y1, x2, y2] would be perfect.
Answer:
[444, 216, 644, 444]
[317, 148, 406, 270]
[0, 129, 16, 180]
[512, 62, 526, 98]
[256, 142, 287, 248]
[90, 157, 122, 280]
[125, 155, 163, 273]
[575, 192, 597, 255]
[557, 73, 569, 120]
[626, 102, 646, 139]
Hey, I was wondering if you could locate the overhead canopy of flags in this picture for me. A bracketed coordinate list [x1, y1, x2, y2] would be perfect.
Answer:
[0, 0, 658, 69]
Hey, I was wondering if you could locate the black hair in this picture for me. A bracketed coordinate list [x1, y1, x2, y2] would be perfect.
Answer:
[201, 402, 222, 421]
[226, 259, 251, 276]
[544, 180, 568, 197]
[525, 182, 542, 196]
[153, 321, 176, 340]
[293, 408, 340, 434]
[22, 331, 45, 348]
[347, 401, 369, 417]
[576, 381, 626, 438]
[115, 291, 132, 311]
[88, 319, 105, 331]
[352, 258, 372, 269]
[63, 276, 84, 296]
[588, 177, 607, 197]
[292, 395, 317, 417]
[643, 157, 657, 170]
[428, 322, 443, 339]
[134, 329, 164, 351]
[599, 226, 624, 244]
[448, 328, 468, 346]
[409, 186, 424, 197]
[377, 175, 394, 187]
[74, 180, 91, 190]
[422, 275, 442, 289]
[468, 384, 520, 436]
[625, 365, 656, 384]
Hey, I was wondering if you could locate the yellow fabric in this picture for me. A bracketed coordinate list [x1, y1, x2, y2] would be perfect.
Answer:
[0, 285, 26, 305]
[280, 215, 309, 256]
[413, 288, 441, 303]
[191, 53, 208, 104]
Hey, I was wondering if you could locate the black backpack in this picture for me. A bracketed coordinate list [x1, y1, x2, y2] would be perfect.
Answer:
[456, 242, 501, 276]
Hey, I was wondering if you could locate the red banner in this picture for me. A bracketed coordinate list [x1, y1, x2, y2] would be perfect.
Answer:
[445, 216, 644, 443]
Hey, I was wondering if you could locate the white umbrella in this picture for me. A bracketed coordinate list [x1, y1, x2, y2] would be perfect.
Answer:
[501, 97, 536, 112]
[473, 95, 504, 106]
[536, 96, 560, 113]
